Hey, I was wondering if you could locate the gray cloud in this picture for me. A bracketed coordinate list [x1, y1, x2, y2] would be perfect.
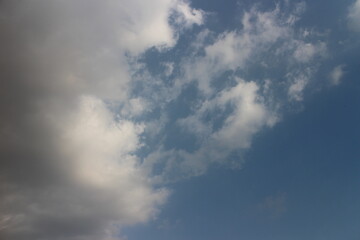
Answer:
[0, 0, 202, 239]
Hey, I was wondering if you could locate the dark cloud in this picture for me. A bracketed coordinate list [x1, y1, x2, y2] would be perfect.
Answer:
[0, 1, 175, 239]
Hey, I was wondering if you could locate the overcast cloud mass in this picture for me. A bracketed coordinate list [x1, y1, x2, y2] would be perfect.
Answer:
[1, 0, 359, 240]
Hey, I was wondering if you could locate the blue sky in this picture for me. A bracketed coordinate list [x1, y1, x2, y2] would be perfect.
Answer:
[0, 0, 359, 240]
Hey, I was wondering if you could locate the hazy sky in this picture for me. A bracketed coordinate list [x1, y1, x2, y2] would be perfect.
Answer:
[1, 0, 359, 240]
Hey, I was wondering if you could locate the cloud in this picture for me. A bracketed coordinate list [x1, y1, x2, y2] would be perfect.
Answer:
[0, 0, 202, 239]
[181, 2, 326, 96]
[287, 69, 312, 101]
[329, 65, 346, 86]
[348, 0, 360, 32]
[182, 4, 294, 94]
[293, 41, 327, 63]
[0, 96, 168, 240]
[145, 2, 327, 180]
[143, 77, 280, 181]
[173, 79, 275, 177]
[172, 0, 204, 28]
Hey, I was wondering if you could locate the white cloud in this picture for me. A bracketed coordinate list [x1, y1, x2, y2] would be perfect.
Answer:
[0, 96, 168, 240]
[173, 0, 204, 28]
[293, 41, 327, 63]
[141, 2, 328, 181]
[61, 96, 144, 187]
[120, 98, 149, 118]
[155, 79, 277, 179]
[183, 5, 292, 94]
[212, 80, 273, 149]
[180, 79, 270, 148]
[348, 0, 360, 32]
[162, 62, 175, 77]
[329, 65, 346, 86]
[60, 96, 168, 224]
[287, 70, 311, 101]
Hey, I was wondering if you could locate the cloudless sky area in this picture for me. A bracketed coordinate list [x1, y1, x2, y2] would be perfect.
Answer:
[1, 0, 359, 240]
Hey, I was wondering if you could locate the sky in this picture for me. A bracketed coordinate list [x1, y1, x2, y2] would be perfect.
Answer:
[0, 0, 359, 240]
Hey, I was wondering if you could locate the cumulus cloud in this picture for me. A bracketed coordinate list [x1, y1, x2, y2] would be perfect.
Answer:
[0, 96, 168, 240]
[0, 0, 202, 239]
